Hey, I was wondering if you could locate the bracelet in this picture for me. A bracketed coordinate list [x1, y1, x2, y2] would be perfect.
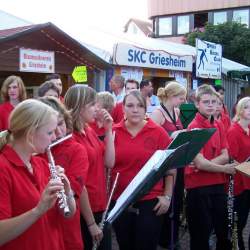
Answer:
[66, 190, 74, 200]
[164, 195, 172, 201]
[87, 221, 96, 227]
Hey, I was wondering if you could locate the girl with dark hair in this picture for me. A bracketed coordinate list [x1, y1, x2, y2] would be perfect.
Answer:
[111, 90, 172, 250]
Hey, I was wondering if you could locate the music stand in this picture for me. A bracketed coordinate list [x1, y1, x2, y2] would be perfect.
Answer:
[105, 128, 216, 226]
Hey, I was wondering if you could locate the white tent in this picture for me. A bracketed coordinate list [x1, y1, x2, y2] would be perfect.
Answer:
[70, 28, 249, 76]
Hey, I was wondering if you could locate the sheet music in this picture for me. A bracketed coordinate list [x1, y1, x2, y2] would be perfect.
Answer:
[107, 149, 174, 222]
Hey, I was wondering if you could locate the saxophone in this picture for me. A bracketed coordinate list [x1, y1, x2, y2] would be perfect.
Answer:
[46, 134, 72, 217]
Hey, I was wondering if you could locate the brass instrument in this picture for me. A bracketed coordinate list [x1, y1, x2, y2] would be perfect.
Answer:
[92, 172, 119, 250]
[47, 134, 72, 217]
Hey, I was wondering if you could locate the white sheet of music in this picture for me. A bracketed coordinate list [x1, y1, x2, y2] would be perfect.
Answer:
[107, 149, 174, 222]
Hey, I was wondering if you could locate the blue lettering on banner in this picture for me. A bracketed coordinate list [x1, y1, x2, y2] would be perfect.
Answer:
[141, 51, 146, 63]
[148, 52, 186, 68]
[128, 49, 146, 63]
[128, 49, 133, 62]
[127, 50, 187, 68]
[214, 57, 221, 62]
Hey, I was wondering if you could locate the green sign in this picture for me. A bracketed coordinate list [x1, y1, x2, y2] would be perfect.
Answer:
[72, 66, 87, 83]
[215, 79, 222, 86]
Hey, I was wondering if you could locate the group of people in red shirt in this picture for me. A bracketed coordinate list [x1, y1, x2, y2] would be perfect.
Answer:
[0, 73, 250, 250]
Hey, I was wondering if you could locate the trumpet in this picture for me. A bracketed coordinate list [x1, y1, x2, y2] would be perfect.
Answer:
[46, 134, 72, 217]
[92, 172, 119, 250]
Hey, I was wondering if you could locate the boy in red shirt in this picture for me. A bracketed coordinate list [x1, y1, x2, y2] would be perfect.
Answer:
[185, 84, 235, 250]
[112, 79, 139, 123]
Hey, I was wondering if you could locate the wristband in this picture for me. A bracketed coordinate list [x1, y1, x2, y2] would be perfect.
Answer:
[87, 221, 96, 227]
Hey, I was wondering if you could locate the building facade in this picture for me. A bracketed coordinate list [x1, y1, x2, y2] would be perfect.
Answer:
[148, 0, 250, 43]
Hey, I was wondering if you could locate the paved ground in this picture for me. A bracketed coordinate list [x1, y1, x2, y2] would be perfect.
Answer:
[111, 213, 250, 250]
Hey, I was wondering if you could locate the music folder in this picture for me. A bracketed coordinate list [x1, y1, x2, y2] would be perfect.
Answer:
[168, 128, 216, 166]
[235, 162, 250, 177]
[105, 128, 216, 226]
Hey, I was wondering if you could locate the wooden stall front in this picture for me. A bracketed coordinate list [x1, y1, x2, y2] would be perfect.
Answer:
[0, 22, 110, 98]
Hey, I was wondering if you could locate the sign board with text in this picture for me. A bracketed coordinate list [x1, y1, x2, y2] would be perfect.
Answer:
[113, 43, 193, 72]
[19, 48, 55, 73]
[120, 67, 143, 83]
[196, 39, 222, 79]
[72, 66, 87, 83]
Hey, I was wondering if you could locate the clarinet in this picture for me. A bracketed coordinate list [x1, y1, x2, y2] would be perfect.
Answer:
[227, 173, 234, 241]
[232, 212, 239, 250]
[92, 172, 119, 250]
[227, 157, 239, 249]
[47, 134, 72, 217]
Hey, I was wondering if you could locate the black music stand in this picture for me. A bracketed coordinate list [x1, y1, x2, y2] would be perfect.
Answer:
[105, 128, 216, 226]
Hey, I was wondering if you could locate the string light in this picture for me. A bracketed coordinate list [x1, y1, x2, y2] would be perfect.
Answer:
[0, 29, 107, 71]
[40, 29, 103, 71]
[0, 46, 19, 54]
[0, 45, 91, 67]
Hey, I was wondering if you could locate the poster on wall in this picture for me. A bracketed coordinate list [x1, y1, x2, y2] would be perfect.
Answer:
[19, 48, 55, 73]
[120, 67, 143, 83]
[196, 39, 222, 79]
[169, 71, 187, 88]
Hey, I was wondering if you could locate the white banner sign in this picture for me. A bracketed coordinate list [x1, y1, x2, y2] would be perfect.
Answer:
[120, 67, 143, 82]
[196, 39, 222, 79]
[19, 48, 55, 73]
[113, 43, 193, 72]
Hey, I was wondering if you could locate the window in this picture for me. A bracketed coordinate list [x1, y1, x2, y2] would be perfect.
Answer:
[214, 11, 227, 24]
[177, 15, 190, 34]
[194, 13, 208, 28]
[233, 9, 249, 27]
[159, 17, 172, 36]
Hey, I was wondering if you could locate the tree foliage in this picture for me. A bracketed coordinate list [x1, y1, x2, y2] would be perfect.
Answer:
[185, 22, 250, 66]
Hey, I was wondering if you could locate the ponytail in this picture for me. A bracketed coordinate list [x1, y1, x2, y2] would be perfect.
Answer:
[0, 130, 11, 150]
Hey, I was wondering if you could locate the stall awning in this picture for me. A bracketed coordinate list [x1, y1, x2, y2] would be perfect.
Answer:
[222, 58, 250, 80]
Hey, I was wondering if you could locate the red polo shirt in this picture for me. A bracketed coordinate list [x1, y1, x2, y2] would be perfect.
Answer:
[227, 122, 250, 195]
[0, 145, 65, 250]
[73, 126, 107, 212]
[111, 102, 124, 124]
[185, 113, 228, 189]
[51, 137, 89, 250]
[89, 122, 105, 138]
[0, 102, 14, 131]
[111, 118, 171, 201]
[218, 112, 231, 133]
